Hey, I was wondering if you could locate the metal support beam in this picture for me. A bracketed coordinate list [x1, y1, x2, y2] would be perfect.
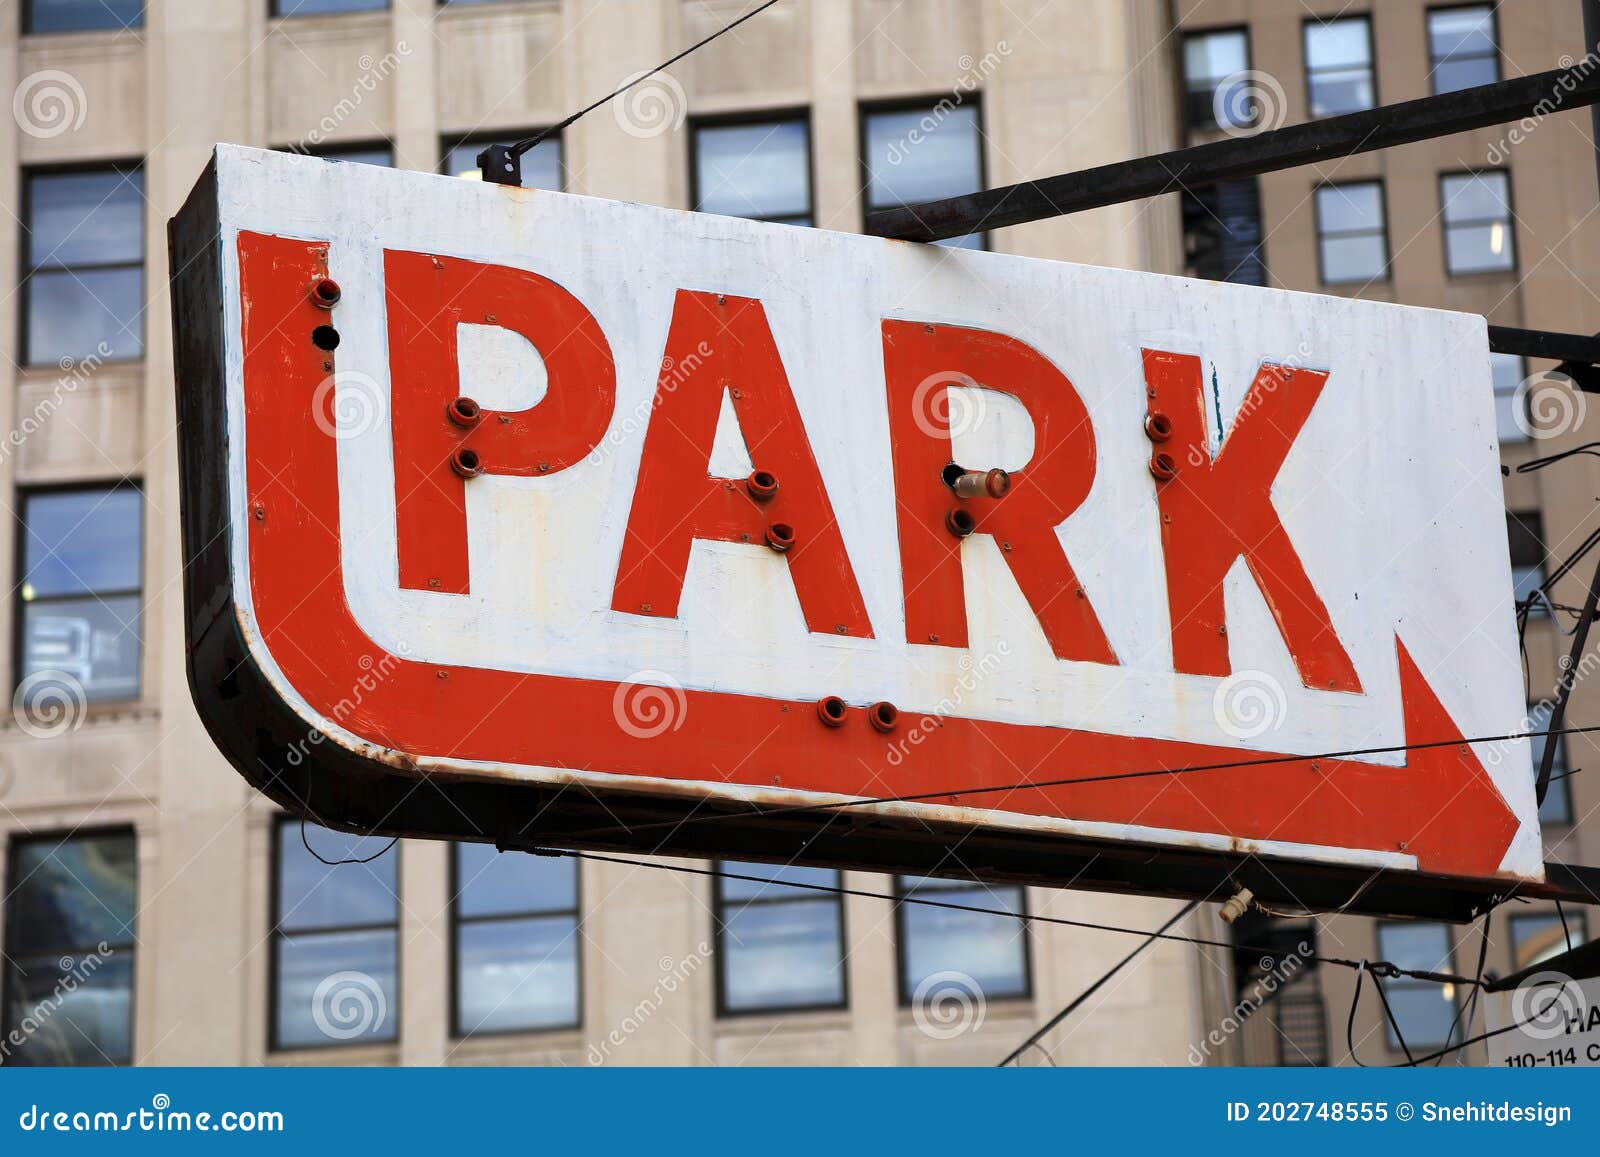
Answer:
[865, 65, 1600, 242]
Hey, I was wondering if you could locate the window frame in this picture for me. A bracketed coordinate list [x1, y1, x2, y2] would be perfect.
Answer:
[270, 0, 390, 17]
[1439, 168, 1516, 277]
[1374, 921, 1458, 1051]
[267, 815, 401, 1052]
[13, 479, 145, 703]
[1, 826, 139, 1066]
[689, 108, 815, 227]
[440, 129, 564, 190]
[892, 874, 1033, 1008]
[1180, 25, 1254, 132]
[1302, 14, 1378, 119]
[448, 842, 583, 1040]
[1313, 178, 1390, 286]
[1426, 3, 1501, 95]
[19, 160, 146, 369]
[1508, 508, 1549, 618]
[711, 860, 849, 1018]
[23, 0, 144, 35]
[859, 94, 988, 251]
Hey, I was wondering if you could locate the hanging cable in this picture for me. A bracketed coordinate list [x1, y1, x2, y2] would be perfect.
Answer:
[299, 819, 397, 866]
[477, 0, 785, 184]
[555, 720, 1600, 845]
[512, 846, 1484, 987]
[996, 895, 1206, 1067]
[1439, 908, 1494, 1066]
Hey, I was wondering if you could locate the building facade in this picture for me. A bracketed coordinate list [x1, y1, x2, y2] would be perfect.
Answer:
[0, 0, 1591, 1068]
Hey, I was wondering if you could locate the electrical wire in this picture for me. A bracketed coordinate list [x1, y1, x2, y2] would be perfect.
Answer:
[299, 819, 398, 866]
[557, 721, 1600, 844]
[1440, 908, 1494, 1066]
[513, 846, 1486, 987]
[505, 0, 785, 159]
[996, 895, 1205, 1066]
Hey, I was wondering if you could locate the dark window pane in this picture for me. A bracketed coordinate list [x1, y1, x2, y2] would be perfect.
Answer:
[456, 844, 575, 918]
[1317, 183, 1386, 283]
[10, 834, 137, 952]
[1510, 914, 1586, 970]
[274, 0, 388, 15]
[22, 594, 143, 702]
[899, 878, 1028, 1000]
[1182, 179, 1266, 285]
[1429, 7, 1498, 94]
[719, 898, 843, 1012]
[695, 120, 810, 221]
[27, 171, 143, 269]
[274, 929, 397, 1048]
[276, 823, 398, 931]
[1492, 352, 1528, 443]
[3, 954, 134, 1065]
[1306, 18, 1374, 117]
[1443, 172, 1514, 274]
[1182, 29, 1250, 129]
[1376, 923, 1456, 1047]
[26, 0, 143, 35]
[25, 266, 144, 364]
[1434, 57, 1497, 94]
[23, 488, 142, 597]
[864, 104, 980, 209]
[444, 138, 561, 191]
[1316, 183, 1382, 233]
[457, 916, 580, 1033]
[717, 860, 838, 902]
[1527, 702, 1571, 825]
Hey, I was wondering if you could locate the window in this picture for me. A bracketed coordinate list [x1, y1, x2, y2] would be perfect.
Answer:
[270, 821, 398, 1049]
[1428, 5, 1499, 94]
[2, 830, 136, 1065]
[1181, 179, 1266, 285]
[1509, 913, 1587, 970]
[1527, 701, 1572, 826]
[18, 485, 143, 705]
[693, 116, 811, 225]
[863, 100, 985, 249]
[1315, 182, 1388, 284]
[1374, 923, 1457, 1049]
[1493, 352, 1529, 444]
[1305, 16, 1375, 117]
[1442, 171, 1514, 274]
[22, 166, 144, 366]
[453, 844, 580, 1036]
[1182, 28, 1251, 131]
[282, 143, 392, 168]
[444, 134, 562, 191]
[1508, 510, 1547, 617]
[714, 862, 845, 1014]
[896, 875, 1030, 1005]
[273, 0, 388, 15]
[25, 0, 142, 33]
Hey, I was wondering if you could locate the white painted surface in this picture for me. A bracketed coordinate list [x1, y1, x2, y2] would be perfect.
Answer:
[1487, 975, 1600, 1067]
[208, 146, 1538, 876]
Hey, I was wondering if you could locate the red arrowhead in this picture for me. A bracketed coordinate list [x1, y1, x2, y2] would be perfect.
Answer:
[1381, 639, 1520, 877]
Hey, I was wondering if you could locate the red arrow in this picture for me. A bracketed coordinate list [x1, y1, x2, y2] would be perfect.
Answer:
[235, 230, 1526, 885]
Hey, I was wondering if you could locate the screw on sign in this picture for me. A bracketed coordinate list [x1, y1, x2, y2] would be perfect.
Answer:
[167, 147, 1541, 915]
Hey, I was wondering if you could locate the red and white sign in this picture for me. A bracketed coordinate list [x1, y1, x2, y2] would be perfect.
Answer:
[173, 146, 1540, 891]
